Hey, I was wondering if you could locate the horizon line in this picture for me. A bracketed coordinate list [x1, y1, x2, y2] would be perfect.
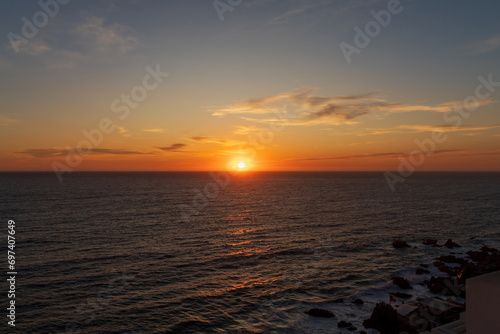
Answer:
[1, 170, 500, 173]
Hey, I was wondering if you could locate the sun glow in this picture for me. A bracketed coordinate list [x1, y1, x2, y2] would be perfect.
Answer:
[237, 161, 247, 169]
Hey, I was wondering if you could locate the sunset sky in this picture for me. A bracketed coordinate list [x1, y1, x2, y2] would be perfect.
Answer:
[1, 0, 499, 172]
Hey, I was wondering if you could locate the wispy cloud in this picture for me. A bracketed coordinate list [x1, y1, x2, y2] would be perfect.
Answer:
[9, 39, 50, 56]
[265, 0, 382, 25]
[47, 50, 86, 70]
[0, 115, 20, 126]
[188, 136, 243, 146]
[75, 15, 138, 55]
[20, 14, 138, 69]
[18, 148, 149, 158]
[189, 136, 227, 144]
[214, 87, 486, 126]
[292, 152, 403, 161]
[291, 149, 465, 161]
[473, 33, 500, 54]
[142, 128, 166, 133]
[115, 125, 130, 137]
[234, 125, 261, 135]
[156, 143, 186, 152]
[397, 124, 500, 133]
[362, 124, 500, 136]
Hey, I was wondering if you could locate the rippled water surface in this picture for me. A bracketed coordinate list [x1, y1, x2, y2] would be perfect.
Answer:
[1, 172, 500, 333]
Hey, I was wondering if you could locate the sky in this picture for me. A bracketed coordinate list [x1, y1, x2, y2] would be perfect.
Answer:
[0, 0, 499, 172]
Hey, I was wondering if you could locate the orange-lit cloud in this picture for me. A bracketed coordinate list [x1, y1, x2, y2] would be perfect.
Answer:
[290, 149, 466, 161]
[213, 88, 494, 126]
[156, 143, 187, 152]
[18, 148, 151, 158]
[361, 124, 500, 136]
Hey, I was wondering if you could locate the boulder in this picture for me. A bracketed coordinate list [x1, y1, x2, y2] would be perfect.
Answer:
[444, 239, 461, 248]
[427, 276, 457, 295]
[391, 276, 412, 290]
[436, 255, 470, 267]
[416, 268, 430, 275]
[305, 308, 334, 318]
[352, 298, 364, 305]
[363, 302, 399, 334]
[392, 240, 411, 249]
[390, 292, 412, 299]
[460, 247, 500, 281]
[433, 261, 460, 276]
[338, 321, 353, 328]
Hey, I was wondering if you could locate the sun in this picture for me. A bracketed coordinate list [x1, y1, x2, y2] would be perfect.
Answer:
[237, 161, 247, 169]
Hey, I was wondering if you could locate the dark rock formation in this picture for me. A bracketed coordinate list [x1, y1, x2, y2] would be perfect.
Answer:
[338, 320, 353, 328]
[391, 276, 412, 290]
[444, 239, 461, 248]
[363, 302, 399, 334]
[426, 276, 462, 296]
[352, 298, 364, 305]
[305, 308, 334, 318]
[436, 255, 470, 267]
[458, 246, 500, 283]
[390, 292, 412, 299]
[416, 268, 430, 275]
[423, 239, 437, 245]
[433, 261, 460, 276]
[393, 240, 411, 248]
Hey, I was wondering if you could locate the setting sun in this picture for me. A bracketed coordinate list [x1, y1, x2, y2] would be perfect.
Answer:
[237, 161, 247, 169]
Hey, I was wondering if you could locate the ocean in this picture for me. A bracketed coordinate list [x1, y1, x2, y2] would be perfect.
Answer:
[1, 172, 500, 333]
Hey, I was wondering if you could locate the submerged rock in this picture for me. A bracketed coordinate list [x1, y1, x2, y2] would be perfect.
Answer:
[416, 268, 430, 275]
[305, 308, 334, 318]
[338, 320, 353, 328]
[436, 255, 470, 267]
[363, 302, 399, 334]
[433, 261, 460, 276]
[392, 240, 411, 249]
[423, 239, 437, 245]
[390, 292, 412, 299]
[444, 239, 461, 248]
[391, 276, 412, 290]
[352, 298, 364, 305]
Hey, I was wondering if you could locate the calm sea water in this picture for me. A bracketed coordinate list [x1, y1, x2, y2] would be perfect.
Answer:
[1, 172, 500, 334]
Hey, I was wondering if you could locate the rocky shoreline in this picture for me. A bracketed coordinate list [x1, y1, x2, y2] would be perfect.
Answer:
[304, 240, 500, 333]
